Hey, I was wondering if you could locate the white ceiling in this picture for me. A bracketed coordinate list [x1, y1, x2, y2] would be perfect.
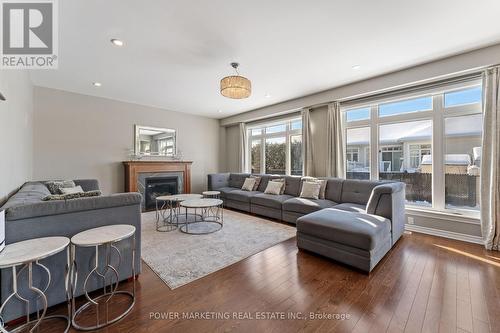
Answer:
[30, 0, 500, 119]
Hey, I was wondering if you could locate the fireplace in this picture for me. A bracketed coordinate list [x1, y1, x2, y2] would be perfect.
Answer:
[144, 176, 179, 210]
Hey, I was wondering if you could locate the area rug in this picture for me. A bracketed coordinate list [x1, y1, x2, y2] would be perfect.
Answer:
[140, 209, 296, 289]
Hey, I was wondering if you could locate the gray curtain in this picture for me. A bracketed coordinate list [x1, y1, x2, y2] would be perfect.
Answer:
[326, 102, 345, 178]
[481, 67, 500, 250]
[302, 108, 314, 176]
[238, 122, 247, 172]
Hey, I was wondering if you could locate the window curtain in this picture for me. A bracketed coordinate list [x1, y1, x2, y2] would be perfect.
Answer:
[302, 108, 314, 176]
[481, 66, 500, 251]
[238, 122, 247, 172]
[326, 102, 345, 178]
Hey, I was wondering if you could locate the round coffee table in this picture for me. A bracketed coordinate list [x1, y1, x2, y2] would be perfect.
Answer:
[179, 198, 223, 234]
[70, 225, 136, 331]
[0, 237, 71, 333]
[155, 194, 203, 232]
[202, 191, 221, 199]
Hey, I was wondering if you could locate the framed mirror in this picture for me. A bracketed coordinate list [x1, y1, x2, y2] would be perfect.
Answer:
[135, 125, 177, 157]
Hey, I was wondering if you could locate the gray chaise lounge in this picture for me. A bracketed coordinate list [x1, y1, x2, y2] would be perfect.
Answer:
[0, 179, 142, 322]
[208, 173, 405, 272]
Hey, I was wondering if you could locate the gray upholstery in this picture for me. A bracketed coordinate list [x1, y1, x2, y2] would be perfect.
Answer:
[334, 203, 366, 213]
[228, 173, 251, 188]
[225, 189, 260, 203]
[297, 208, 391, 251]
[0, 180, 142, 322]
[340, 179, 381, 205]
[284, 176, 302, 196]
[207, 173, 406, 272]
[251, 193, 293, 209]
[282, 197, 337, 214]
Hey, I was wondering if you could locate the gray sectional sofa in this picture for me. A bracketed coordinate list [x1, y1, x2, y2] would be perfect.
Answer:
[0, 179, 142, 322]
[208, 173, 406, 272]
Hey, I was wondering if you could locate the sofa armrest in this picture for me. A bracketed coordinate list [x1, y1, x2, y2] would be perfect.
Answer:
[74, 179, 100, 191]
[6, 193, 142, 221]
[366, 182, 406, 245]
[207, 173, 230, 190]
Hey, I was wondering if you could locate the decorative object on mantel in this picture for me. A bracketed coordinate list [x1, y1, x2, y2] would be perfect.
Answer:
[135, 125, 176, 157]
[0, 92, 5, 101]
[220, 62, 251, 99]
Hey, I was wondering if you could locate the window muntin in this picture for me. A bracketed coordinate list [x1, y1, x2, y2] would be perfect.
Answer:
[248, 118, 303, 176]
[444, 86, 482, 108]
[379, 96, 433, 117]
[343, 80, 482, 214]
[346, 107, 370, 122]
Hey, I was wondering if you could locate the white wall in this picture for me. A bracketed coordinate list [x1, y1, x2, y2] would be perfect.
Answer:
[33, 87, 220, 194]
[0, 71, 33, 203]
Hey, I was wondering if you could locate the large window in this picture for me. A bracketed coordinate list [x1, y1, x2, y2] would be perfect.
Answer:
[343, 81, 483, 214]
[248, 118, 303, 176]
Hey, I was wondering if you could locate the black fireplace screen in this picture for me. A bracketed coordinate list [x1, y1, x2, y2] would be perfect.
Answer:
[144, 176, 178, 210]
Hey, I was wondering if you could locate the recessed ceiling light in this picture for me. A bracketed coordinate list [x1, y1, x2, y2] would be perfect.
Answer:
[265, 93, 271, 98]
[110, 39, 124, 47]
[92, 82, 102, 87]
[352, 65, 361, 70]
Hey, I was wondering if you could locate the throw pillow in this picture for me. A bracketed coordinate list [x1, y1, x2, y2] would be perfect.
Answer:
[42, 190, 102, 201]
[241, 178, 257, 191]
[45, 180, 76, 194]
[273, 178, 286, 194]
[264, 181, 284, 195]
[249, 176, 262, 191]
[60, 185, 84, 195]
[300, 181, 321, 199]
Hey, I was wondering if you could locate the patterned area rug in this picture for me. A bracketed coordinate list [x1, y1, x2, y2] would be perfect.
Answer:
[141, 209, 296, 289]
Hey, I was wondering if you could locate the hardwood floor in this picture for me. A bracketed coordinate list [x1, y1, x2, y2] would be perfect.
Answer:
[35, 231, 500, 333]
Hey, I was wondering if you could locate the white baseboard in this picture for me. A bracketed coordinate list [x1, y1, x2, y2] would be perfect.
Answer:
[404, 224, 484, 245]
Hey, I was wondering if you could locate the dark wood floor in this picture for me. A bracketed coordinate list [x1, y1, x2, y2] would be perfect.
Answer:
[34, 230, 500, 333]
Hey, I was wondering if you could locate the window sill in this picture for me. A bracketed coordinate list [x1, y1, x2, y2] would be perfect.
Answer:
[405, 206, 480, 225]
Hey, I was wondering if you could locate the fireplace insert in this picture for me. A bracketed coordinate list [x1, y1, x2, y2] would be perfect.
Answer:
[144, 176, 179, 210]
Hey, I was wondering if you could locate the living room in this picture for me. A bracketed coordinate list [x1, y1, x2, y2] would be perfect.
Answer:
[0, 1, 499, 332]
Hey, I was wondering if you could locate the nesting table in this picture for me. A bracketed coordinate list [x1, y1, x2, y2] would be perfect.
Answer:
[155, 194, 203, 231]
[179, 198, 224, 234]
[0, 237, 71, 333]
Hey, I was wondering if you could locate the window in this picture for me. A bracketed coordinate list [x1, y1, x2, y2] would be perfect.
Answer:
[346, 107, 370, 122]
[379, 96, 432, 117]
[343, 80, 482, 214]
[346, 127, 370, 179]
[247, 118, 303, 176]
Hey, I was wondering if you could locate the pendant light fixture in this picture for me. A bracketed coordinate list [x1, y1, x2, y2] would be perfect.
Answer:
[220, 62, 251, 99]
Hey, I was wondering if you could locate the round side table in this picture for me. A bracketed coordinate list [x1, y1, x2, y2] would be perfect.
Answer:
[202, 191, 221, 199]
[155, 194, 203, 232]
[70, 225, 136, 331]
[0, 237, 71, 333]
[179, 199, 224, 235]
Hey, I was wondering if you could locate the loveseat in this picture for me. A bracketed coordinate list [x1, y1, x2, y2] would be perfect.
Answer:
[208, 173, 405, 272]
[0, 179, 142, 322]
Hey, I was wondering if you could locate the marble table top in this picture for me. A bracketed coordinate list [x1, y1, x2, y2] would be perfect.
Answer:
[71, 224, 136, 247]
[180, 198, 223, 208]
[202, 191, 221, 195]
[0, 237, 70, 269]
[156, 194, 203, 202]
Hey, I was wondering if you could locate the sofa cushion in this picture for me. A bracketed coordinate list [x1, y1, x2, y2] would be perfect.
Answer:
[228, 173, 251, 188]
[250, 193, 293, 209]
[296, 208, 391, 251]
[340, 179, 381, 205]
[225, 190, 260, 203]
[284, 176, 302, 196]
[256, 175, 281, 192]
[324, 178, 344, 202]
[282, 197, 337, 214]
[334, 203, 366, 213]
[0, 182, 50, 212]
[217, 187, 239, 197]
